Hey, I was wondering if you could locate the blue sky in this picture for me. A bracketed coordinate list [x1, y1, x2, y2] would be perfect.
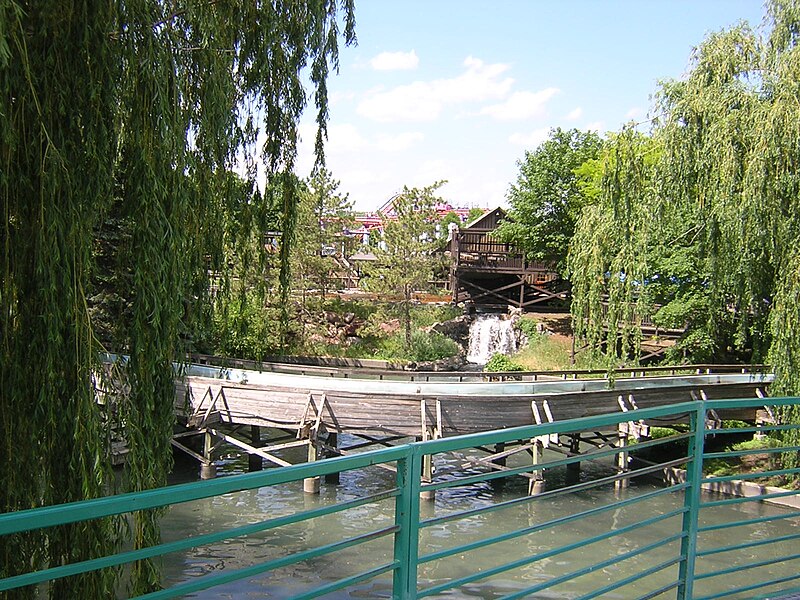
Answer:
[295, 1, 766, 212]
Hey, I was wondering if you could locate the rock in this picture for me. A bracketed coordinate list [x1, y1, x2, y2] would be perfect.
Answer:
[343, 312, 355, 324]
[430, 315, 471, 345]
[415, 354, 467, 372]
[379, 319, 401, 335]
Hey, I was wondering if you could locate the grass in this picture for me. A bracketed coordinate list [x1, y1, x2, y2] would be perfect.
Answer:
[509, 316, 573, 371]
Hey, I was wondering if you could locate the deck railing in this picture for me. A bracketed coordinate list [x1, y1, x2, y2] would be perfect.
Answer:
[2, 396, 800, 598]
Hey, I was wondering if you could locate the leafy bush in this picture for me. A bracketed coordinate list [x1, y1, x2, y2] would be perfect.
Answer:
[484, 353, 524, 372]
[375, 330, 459, 362]
[517, 316, 542, 340]
[411, 304, 461, 328]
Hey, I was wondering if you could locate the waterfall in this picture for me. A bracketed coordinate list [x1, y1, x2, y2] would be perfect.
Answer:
[466, 314, 517, 364]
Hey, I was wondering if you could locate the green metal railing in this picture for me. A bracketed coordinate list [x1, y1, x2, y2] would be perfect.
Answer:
[2, 397, 800, 598]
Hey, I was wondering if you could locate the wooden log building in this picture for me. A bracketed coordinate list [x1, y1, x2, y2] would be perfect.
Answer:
[448, 207, 566, 309]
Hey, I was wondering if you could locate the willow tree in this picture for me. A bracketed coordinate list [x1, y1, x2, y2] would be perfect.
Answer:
[567, 1, 800, 399]
[0, 1, 355, 596]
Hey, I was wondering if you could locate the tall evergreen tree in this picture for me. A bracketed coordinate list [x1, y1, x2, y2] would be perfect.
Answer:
[366, 183, 444, 348]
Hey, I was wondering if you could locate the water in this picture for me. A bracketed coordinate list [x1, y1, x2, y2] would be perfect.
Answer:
[466, 315, 517, 364]
[159, 442, 800, 599]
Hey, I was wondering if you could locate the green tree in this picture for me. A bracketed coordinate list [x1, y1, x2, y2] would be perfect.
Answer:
[466, 206, 487, 223]
[294, 168, 355, 299]
[0, 2, 354, 596]
[497, 128, 603, 272]
[366, 183, 444, 348]
[567, 2, 800, 410]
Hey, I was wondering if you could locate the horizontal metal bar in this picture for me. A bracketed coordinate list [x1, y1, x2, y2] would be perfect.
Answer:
[699, 509, 800, 533]
[425, 436, 691, 494]
[636, 579, 681, 600]
[498, 537, 684, 600]
[419, 514, 684, 598]
[290, 562, 398, 600]
[572, 556, 683, 600]
[695, 572, 800, 600]
[418, 402, 703, 457]
[752, 582, 800, 600]
[138, 525, 399, 600]
[703, 444, 800, 461]
[700, 465, 800, 485]
[700, 487, 800, 509]
[694, 550, 800, 581]
[422, 462, 689, 529]
[0, 488, 400, 592]
[705, 423, 800, 436]
[420, 499, 684, 567]
[705, 396, 800, 410]
[697, 531, 800, 558]
[0, 447, 409, 536]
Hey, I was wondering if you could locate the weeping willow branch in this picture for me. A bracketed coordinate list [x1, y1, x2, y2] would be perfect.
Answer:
[1, 1, 355, 596]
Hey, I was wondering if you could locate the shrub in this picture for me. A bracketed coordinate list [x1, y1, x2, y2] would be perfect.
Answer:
[517, 316, 542, 340]
[484, 353, 524, 372]
[375, 330, 459, 362]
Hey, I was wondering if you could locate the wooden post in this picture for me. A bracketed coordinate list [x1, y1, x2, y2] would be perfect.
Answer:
[616, 423, 630, 490]
[566, 434, 581, 484]
[420, 419, 435, 502]
[248, 425, 263, 472]
[490, 442, 507, 492]
[528, 439, 545, 495]
[200, 429, 216, 480]
[325, 432, 340, 484]
[304, 428, 321, 494]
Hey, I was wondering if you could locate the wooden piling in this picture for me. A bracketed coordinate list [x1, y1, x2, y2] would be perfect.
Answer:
[303, 428, 320, 494]
[200, 429, 217, 479]
[248, 425, 263, 472]
[616, 423, 630, 490]
[528, 439, 545, 495]
[324, 432, 340, 484]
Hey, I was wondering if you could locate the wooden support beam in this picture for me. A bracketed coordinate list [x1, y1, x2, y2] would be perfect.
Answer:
[207, 427, 293, 468]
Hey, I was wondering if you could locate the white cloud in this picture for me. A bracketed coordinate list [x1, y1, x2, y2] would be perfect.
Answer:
[375, 131, 425, 152]
[369, 50, 420, 71]
[325, 123, 369, 153]
[480, 88, 560, 121]
[566, 107, 583, 121]
[357, 56, 514, 122]
[625, 107, 645, 120]
[585, 121, 605, 132]
[509, 128, 550, 147]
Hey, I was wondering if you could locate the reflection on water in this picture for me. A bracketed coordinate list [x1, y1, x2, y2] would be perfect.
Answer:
[160, 436, 800, 599]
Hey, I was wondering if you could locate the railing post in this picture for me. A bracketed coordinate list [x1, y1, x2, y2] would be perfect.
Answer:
[677, 402, 706, 599]
[393, 447, 422, 599]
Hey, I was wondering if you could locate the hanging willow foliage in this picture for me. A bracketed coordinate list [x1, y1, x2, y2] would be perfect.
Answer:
[1, 1, 355, 597]
[568, 1, 800, 395]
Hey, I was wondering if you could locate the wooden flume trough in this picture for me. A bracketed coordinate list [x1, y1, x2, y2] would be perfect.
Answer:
[167, 360, 774, 495]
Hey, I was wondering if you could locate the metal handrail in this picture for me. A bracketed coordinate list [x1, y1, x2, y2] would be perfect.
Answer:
[2, 397, 800, 599]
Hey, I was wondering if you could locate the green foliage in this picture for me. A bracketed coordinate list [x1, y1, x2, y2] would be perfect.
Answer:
[564, 1, 800, 470]
[293, 168, 355, 297]
[497, 128, 603, 273]
[484, 353, 525, 372]
[517, 316, 542, 340]
[375, 330, 460, 363]
[364, 182, 447, 349]
[467, 206, 488, 223]
[0, 1, 354, 595]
